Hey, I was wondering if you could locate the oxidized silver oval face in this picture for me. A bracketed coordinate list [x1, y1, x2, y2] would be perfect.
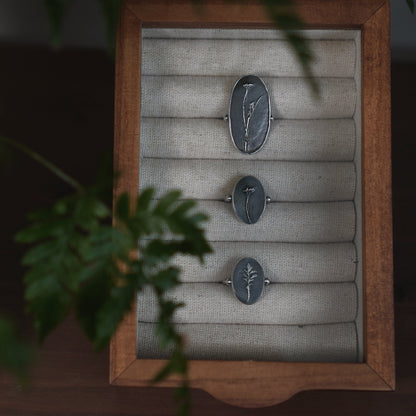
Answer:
[229, 75, 271, 154]
[232, 258, 265, 305]
[232, 176, 266, 224]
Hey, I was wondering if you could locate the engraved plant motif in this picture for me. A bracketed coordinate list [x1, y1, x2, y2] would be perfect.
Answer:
[242, 83, 263, 152]
[242, 262, 257, 303]
[243, 186, 256, 224]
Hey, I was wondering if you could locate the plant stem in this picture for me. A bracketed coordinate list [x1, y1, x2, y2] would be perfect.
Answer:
[0, 136, 85, 193]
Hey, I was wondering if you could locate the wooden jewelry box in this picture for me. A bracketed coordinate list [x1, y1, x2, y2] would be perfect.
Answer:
[111, 0, 394, 407]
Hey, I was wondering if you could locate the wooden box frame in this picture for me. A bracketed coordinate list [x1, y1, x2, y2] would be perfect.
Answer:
[111, 0, 394, 407]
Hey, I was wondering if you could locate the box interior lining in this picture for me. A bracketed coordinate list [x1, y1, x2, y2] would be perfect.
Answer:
[136, 28, 363, 363]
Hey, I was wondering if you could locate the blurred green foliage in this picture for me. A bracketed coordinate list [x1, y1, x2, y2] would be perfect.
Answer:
[0, 318, 34, 382]
[16, 184, 210, 404]
[0, 134, 211, 415]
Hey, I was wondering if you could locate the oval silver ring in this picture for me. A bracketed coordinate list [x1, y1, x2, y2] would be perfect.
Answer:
[224, 175, 270, 224]
[228, 75, 272, 155]
[223, 258, 271, 305]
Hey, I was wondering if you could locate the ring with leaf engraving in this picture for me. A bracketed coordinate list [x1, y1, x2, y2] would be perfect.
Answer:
[224, 175, 271, 224]
[223, 258, 270, 305]
[224, 74, 273, 155]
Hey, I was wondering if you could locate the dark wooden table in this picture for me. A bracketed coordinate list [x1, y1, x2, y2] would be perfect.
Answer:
[0, 45, 415, 415]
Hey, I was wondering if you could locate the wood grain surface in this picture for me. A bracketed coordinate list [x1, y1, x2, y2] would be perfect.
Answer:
[126, 0, 386, 28]
[0, 19, 413, 416]
[111, 4, 142, 384]
[361, 2, 395, 389]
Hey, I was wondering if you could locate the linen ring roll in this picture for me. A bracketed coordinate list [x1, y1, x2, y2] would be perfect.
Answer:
[142, 28, 358, 41]
[136, 322, 358, 362]
[142, 39, 356, 78]
[141, 76, 357, 119]
[173, 242, 357, 283]
[140, 118, 356, 162]
[140, 159, 356, 202]
[198, 200, 355, 242]
[137, 282, 358, 325]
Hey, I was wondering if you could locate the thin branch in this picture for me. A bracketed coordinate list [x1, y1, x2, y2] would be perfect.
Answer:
[0, 136, 85, 193]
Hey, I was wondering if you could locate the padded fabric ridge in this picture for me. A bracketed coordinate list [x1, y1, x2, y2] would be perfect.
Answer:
[140, 159, 356, 201]
[172, 242, 357, 283]
[141, 76, 357, 119]
[136, 322, 358, 362]
[142, 39, 355, 77]
[137, 282, 358, 325]
[140, 118, 356, 161]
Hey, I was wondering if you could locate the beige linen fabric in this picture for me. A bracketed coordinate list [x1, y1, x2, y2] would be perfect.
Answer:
[142, 39, 355, 78]
[137, 282, 357, 325]
[136, 322, 358, 362]
[173, 242, 357, 283]
[140, 159, 356, 202]
[141, 76, 357, 119]
[200, 201, 355, 242]
[140, 118, 356, 162]
[137, 29, 361, 362]
[143, 28, 359, 41]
